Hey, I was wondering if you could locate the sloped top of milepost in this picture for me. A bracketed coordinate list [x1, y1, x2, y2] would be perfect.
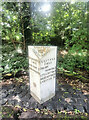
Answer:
[28, 46, 57, 59]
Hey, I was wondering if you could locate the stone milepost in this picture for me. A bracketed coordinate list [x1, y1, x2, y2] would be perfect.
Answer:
[28, 46, 57, 104]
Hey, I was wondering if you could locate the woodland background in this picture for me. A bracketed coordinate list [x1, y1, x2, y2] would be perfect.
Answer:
[1, 2, 89, 81]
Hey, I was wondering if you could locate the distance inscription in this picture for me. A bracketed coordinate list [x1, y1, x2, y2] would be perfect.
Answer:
[29, 58, 40, 74]
[29, 56, 56, 80]
[40, 68, 56, 83]
[40, 57, 56, 83]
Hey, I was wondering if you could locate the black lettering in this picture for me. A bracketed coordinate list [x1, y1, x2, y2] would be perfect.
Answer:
[45, 66, 48, 68]
[41, 67, 45, 69]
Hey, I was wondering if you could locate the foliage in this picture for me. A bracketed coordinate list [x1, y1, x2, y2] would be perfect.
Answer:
[30, 2, 89, 73]
[58, 50, 89, 73]
[1, 3, 30, 76]
[74, 109, 81, 114]
[2, 3, 32, 51]
[1, 44, 28, 76]
[2, 3, 22, 48]
[1, 2, 89, 76]
[30, 2, 55, 45]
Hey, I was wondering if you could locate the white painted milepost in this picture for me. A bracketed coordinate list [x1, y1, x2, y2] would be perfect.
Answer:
[28, 46, 57, 104]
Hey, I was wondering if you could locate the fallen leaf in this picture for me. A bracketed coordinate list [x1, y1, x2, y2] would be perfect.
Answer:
[35, 108, 40, 112]
[44, 112, 48, 115]
[23, 108, 27, 112]
[5, 73, 12, 76]
[15, 105, 21, 109]
[65, 98, 71, 103]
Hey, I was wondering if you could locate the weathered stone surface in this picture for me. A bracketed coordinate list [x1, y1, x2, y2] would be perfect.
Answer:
[55, 91, 64, 99]
[64, 98, 73, 104]
[23, 102, 30, 108]
[75, 89, 83, 94]
[60, 97, 67, 105]
[1, 81, 89, 114]
[78, 94, 87, 99]
[21, 95, 31, 103]
[19, 111, 39, 118]
[2, 98, 8, 105]
[56, 103, 65, 111]
[68, 89, 75, 94]
[72, 94, 79, 98]
[70, 98, 76, 103]
[28, 46, 57, 104]
[73, 104, 85, 113]
[25, 92, 31, 98]
[15, 88, 22, 94]
[55, 84, 60, 92]
[59, 84, 73, 92]
[7, 84, 16, 89]
[29, 97, 38, 109]
[63, 93, 72, 98]
[86, 101, 89, 113]
[19, 91, 28, 98]
[76, 98, 86, 105]
[2, 86, 9, 91]
[60, 87, 66, 92]
[6, 92, 14, 99]
[15, 101, 23, 107]
[84, 94, 89, 99]
[46, 103, 54, 110]
[7, 99, 17, 106]
[2, 92, 7, 98]
[8, 89, 14, 94]
[0, 94, 1, 100]
[66, 104, 74, 111]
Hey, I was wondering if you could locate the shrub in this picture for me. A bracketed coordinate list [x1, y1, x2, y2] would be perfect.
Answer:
[1, 44, 28, 77]
[58, 50, 89, 73]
